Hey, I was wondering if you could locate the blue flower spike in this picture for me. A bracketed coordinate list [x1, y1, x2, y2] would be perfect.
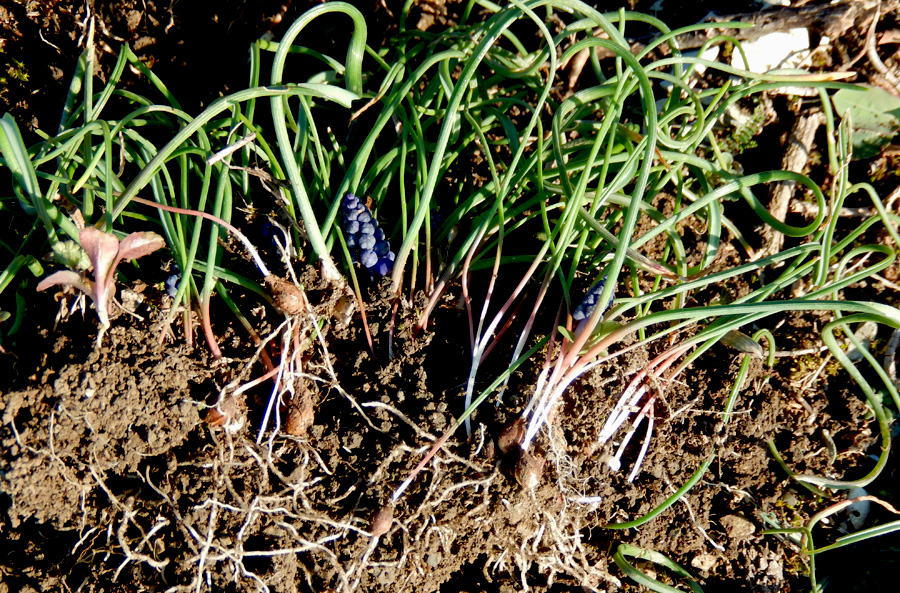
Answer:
[341, 193, 394, 278]
[572, 275, 611, 321]
[163, 263, 181, 298]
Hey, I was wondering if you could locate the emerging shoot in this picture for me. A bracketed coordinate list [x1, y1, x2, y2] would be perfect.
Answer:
[37, 226, 165, 346]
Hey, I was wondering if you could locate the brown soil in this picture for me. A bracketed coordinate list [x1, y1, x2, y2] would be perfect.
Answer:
[2, 1, 900, 592]
[1, 267, 892, 592]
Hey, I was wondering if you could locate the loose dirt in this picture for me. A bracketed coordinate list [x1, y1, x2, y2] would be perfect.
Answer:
[0, 266, 887, 591]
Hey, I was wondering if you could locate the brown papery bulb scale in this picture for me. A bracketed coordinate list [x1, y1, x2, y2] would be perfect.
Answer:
[265, 275, 304, 316]
[514, 447, 545, 490]
[370, 504, 394, 537]
[497, 417, 526, 454]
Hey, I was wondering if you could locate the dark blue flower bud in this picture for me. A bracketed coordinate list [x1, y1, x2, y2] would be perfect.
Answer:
[573, 276, 611, 321]
[360, 249, 378, 268]
[359, 234, 376, 250]
[374, 228, 385, 241]
[165, 273, 179, 297]
[261, 221, 290, 249]
[374, 240, 390, 256]
[373, 259, 392, 276]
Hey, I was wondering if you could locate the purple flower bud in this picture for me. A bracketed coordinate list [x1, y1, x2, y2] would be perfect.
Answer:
[344, 193, 359, 207]
[345, 220, 360, 234]
[165, 273, 179, 297]
[344, 209, 359, 222]
[374, 259, 392, 276]
[573, 276, 610, 321]
[360, 249, 378, 268]
[360, 222, 376, 235]
[359, 234, 376, 250]
[346, 234, 358, 248]
[356, 211, 372, 224]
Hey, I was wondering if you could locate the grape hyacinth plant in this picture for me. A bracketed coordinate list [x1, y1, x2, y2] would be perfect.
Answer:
[341, 193, 394, 277]
[164, 267, 180, 298]
[572, 275, 611, 322]
[572, 275, 613, 339]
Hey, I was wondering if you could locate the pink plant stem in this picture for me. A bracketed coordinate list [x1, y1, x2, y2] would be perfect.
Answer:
[527, 321, 569, 420]
[234, 366, 282, 396]
[184, 308, 194, 348]
[476, 229, 504, 348]
[199, 297, 222, 360]
[523, 365, 583, 449]
[618, 396, 656, 454]
[462, 270, 475, 352]
[480, 296, 525, 362]
[475, 247, 546, 353]
[526, 325, 695, 451]
[391, 427, 454, 503]
[408, 254, 417, 305]
[416, 275, 448, 332]
[132, 195, 283, 368]
[463, 230, 504, 433]
[485, 265, 554, 365]
[627, 403, 655, 482]
[544, 305, 563, 369]
[459, 226, 487, 352]
[558, 323, 671, 391]
[232, 310, 276, 373]
[556, 283, 614, 373]
[519, 304, 562, 411]
[526, 306, 571, 420]
[404, 249, 549, 493]
[359, 294, 375, 355]
[131, 196, 270, 277]
[463, 240, 544, 426]
[598, 344, 690, 443]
